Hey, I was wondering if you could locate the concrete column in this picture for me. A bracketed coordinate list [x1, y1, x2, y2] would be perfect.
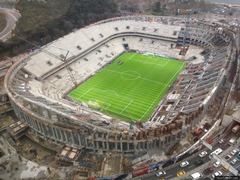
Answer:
[51, 126, 56, 139]
[59, 129, 64, 142]
[41, 124, 47, 138]
[46, 124, 51, 137]
[39, 122, 44, 134]
[55, 128, 60, 141]
[37, 106, 43, 115]
[102, 141, 105, 150]
[127, 143, 129, 151]
[96, 141, 100, 150]
[147, 142, 149, 149]
[78, 133, 82, 147]
[64, 130, 68, 142]
[93, 139, 96, 152]
[71, 131, 75, 145]
[47, 110, 52, 119]
[37, 122, 43, 134]
[120, 138, 123, 151]
[29, 103, 33, 110]
[143, 141, 146, 149]
[26, 116, 31, 127]
[30, 118, 35, 130]
[106, 135, 109, 151]
[37, 121, 42, 133]
[85, 136, 88, 148]
[137, 142, 140, 150]
[102, 134, 105, 150]
[23, 114, 29, 126]
[33, 119, 39, 132]
[115, 142, 117, 151]
[134, 137, 137, 151]
[154, 139, 157, 147]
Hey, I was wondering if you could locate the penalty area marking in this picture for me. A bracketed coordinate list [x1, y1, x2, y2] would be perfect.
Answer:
[129, 58, 170, 66]
[89, 98, 111, 109]
[102, 90, 119, 96]
[120, 99, 133, 114]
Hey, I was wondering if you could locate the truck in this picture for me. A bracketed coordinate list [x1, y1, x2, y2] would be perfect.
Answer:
[232, 125, 240, 133]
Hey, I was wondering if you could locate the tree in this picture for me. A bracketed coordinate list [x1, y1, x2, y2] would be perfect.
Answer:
[153, 1, 161, 13]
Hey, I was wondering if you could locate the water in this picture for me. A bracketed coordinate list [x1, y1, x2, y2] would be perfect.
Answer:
[206, 0, 240, 5]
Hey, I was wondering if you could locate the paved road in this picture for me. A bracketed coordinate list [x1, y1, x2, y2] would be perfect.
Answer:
[140, 131, 239, 180]
[0, 7, 20, 42]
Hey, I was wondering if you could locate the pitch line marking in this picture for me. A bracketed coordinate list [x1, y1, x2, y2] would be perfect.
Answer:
[78, 88, 92, 99]
[121, 71, 140, 80]
[73, 88, 135, 117]
[102, 90, 119, 96]
[69, 53, 184, 121]
[120, 100, 133, 114]
[89, 98, 111, 109]
[129, 58, 169, 66]
[138, 63, 185, 121]
[129, 53, 135, 59]
[103, 69, 167, 86]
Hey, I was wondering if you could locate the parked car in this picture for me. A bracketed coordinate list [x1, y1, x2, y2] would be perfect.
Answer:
[180, 161, 189, 167]
[195, 159, 204, 166]
[225, 155, 232, 161]
[199, 151, 208, 157]
[177, 171, 186, 176]
[231, 158, 238, 165]
[156, 171, 166, 177]
[203, 167, 214, 174]
[222, 166, 228, 171]
[219, 139, 224, 144]
[213, 161, 221, 167]
[237, 167, 240, 174]
[231, 149, 239, 155]
[212, 171, 222, 178]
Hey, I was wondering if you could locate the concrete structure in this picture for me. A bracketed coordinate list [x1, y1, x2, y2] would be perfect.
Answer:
[4, 15, 236, 156]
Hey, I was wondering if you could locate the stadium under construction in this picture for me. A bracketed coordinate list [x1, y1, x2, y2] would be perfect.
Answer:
[3, 15, 238, 160]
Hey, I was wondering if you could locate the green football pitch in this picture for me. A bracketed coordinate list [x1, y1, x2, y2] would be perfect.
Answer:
[68, 52, 186, 122]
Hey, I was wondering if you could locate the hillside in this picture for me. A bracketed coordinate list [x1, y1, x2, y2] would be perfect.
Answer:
[1, 0, 118, 58]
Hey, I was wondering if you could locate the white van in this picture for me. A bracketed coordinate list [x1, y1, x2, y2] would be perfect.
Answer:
[190, 172, 203, 180]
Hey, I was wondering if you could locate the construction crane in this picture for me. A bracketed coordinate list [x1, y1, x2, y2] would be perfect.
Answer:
[13, 34, 78, 88]
[177, 11, 190, 94]
[63, 51, 78, 88]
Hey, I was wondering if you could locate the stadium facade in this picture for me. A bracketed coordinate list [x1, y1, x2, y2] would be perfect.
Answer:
[4, 15, 235, 155]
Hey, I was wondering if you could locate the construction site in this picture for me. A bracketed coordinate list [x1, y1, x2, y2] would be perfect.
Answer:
[0, 12, 240, 179]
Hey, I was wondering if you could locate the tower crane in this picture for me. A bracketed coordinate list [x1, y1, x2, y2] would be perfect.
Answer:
[63, 51, 78, 88]
[13, 34, 78, 88]
[177, 10, 190, 94]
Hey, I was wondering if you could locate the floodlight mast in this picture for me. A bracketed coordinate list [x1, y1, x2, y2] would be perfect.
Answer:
[177, 11, 190, 94]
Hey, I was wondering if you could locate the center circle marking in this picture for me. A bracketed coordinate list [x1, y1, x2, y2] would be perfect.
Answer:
[121, 71, 140, 80]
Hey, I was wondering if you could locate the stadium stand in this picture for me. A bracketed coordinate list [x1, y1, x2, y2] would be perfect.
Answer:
[4, 15, 234, 154]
